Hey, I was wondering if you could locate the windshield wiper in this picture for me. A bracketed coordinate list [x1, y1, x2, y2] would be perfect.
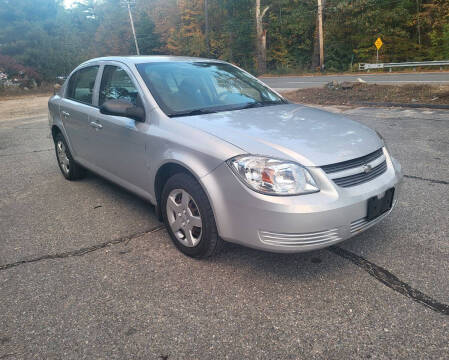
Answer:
[168, 108, 219, 118]
[238, 100, 286, 110]
[168, 100, 287, 117]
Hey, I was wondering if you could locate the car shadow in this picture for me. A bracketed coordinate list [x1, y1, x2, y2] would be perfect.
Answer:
[207, 218, 399, 282]
[80, 169, 395, 281]
[80, 169, 159, 216]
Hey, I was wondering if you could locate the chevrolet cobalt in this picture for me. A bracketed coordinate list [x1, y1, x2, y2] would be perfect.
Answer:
[48, 56, 402, 258]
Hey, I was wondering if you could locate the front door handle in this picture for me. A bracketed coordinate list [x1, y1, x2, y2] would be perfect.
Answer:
[89, 121, 103, 130]
[61, 110, 70, 117]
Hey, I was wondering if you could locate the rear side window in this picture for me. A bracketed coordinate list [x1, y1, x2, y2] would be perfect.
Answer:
[66, 66, 99, 105]
[99, 65, 139, 106]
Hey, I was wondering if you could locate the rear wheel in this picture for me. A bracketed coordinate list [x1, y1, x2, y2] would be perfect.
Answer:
[161, 173, 223, 258]
[54, 133, 85, 180]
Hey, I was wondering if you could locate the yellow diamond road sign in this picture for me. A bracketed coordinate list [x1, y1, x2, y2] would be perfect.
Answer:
[375, 37, 383, 50]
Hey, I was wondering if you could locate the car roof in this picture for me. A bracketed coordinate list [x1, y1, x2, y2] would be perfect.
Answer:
[80, 55, 226, 67]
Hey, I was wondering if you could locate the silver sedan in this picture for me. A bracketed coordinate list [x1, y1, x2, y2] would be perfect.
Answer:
[48, 56, 402, 258]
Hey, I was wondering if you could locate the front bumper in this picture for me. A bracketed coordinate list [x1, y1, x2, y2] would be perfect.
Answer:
[201, 149, 402, 253]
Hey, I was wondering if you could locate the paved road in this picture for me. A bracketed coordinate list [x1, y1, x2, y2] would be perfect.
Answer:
[0, 106, 448, 359]
[261, 71, 449, 90]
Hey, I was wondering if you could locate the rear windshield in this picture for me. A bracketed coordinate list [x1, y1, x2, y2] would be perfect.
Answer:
[136, 62, 285, 117]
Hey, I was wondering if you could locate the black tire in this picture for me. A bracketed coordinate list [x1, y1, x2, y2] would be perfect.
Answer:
[54, 132, 86, 180]
[161, 173, 223, 258]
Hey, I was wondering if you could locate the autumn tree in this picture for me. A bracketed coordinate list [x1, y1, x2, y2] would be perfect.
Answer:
[1, 0, 448, 79]
[90, 0, 133, 56]
[167, 0, 206, 57]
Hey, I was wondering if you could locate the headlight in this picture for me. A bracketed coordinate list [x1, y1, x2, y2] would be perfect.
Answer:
[227, 155, 319, 196]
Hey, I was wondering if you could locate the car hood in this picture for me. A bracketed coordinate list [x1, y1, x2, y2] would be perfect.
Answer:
[174, 103, 383, 167]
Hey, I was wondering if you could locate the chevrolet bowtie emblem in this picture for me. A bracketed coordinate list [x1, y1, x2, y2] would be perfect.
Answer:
[362, 164, 373, 174]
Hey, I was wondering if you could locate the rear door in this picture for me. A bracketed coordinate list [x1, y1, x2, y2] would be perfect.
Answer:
[59, 65, 100, 165]
[89, 63, 150, 192]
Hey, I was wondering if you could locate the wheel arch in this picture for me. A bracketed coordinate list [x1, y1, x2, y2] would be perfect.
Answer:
[153, 161, 217, 223]
[51, 124, 63, 141]
[51, 123, 77, 158]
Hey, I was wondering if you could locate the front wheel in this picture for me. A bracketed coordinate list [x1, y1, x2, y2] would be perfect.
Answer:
[54, 133, 86, 180]
[161, 173, 223, 258]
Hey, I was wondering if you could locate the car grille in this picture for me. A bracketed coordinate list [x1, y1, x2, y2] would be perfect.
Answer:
[321, 148, 387, 188]
[321, 148, 384, 174]
[259, 229, 341, 247]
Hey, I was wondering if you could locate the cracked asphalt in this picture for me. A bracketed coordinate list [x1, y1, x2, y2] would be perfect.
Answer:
[0, 102, 448, 359]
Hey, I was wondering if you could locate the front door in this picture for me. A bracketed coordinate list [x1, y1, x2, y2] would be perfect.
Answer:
[89, 64, 150, 193]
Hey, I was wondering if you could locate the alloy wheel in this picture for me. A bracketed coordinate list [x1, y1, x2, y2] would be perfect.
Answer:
[56, 140, 70, 175]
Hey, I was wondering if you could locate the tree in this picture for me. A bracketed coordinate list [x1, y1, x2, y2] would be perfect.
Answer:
[90, 0, 134, 56]
[135, 13, 162, 55]
[167, 0, 206, 57]
[424, 0, 449, 59]
[0, 0, 448, 80]
[255, 0, 270, 74]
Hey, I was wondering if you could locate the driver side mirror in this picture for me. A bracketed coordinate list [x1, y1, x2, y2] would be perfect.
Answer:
[100, 99, 145, 122]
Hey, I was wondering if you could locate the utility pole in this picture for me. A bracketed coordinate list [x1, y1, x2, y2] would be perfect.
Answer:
[121, 0, 140, 55]
[255, 0, 270, 74]
[416, 0, 421, 45]
[317, 0, 324, 71]
[205, 0, 210, 56]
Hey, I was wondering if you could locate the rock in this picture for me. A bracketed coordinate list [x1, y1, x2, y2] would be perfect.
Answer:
[325, 80, 339, 90]
[341, 81, 354, 90]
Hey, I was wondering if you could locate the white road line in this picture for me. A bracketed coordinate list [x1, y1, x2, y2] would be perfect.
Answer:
[286, 81, 328, 84]
[368, 80, 449, 83]
[287, 80, 449, 84]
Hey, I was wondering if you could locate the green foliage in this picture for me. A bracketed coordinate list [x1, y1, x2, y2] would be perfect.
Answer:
[135, 13, 162, 55]
[0, 0, 447, 79]
[266, 0, 316, 71]
[218, 0, 255, 70]
[427, 0, 449, 59]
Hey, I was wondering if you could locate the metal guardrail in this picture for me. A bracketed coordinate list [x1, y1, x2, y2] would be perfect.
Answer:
[359, 60, 449, 71]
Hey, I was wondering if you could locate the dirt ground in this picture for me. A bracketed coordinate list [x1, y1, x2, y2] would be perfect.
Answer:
[283, 83, 449, 106]
[0, 94, 51, 122]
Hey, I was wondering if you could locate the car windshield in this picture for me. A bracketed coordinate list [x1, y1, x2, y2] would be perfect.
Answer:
[136, 61, 286, 117]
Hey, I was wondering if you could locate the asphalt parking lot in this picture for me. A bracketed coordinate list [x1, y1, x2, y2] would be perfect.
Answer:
[0, 102, 448, 359]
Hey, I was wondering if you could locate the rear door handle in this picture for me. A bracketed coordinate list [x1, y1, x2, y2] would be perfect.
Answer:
[89, 121, 103, 130]
[61, 110, 70, 117]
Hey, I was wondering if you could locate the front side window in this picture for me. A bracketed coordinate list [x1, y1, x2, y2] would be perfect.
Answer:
[136, 62, 285, 117]
[99, 65, 139, 106]
[66, 66, 99, 105]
